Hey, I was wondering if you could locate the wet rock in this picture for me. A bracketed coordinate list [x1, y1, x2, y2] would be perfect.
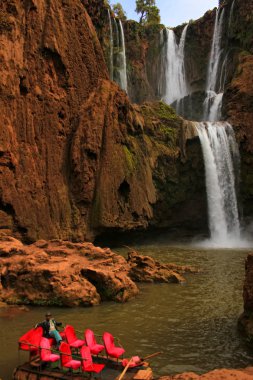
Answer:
[0, 234, 138, 307]
[127, 250, 198, 284]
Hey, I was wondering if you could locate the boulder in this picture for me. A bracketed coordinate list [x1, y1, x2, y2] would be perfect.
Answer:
[0, 235, 138, 306]
[127, 250, 198, 284]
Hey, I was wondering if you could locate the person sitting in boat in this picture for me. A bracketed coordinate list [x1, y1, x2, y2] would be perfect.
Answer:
[36, 311, 62, 347]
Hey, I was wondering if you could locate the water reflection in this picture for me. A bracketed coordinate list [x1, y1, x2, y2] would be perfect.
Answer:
[1, 245, 253, 379]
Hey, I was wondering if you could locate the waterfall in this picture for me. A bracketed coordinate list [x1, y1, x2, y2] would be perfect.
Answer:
[157, 3, 247, 246]
[203, 91, 223, 122]
[228, 0, 236, 30]
[203, 9, 225, 121]
[205, 9, 224, 94]
[108, 17, 128, 93]
[118, 20, 128, 93]
[195, 122, 241, 246]
[161, 25, 189, 108]
[108, 9, 114, 80]
[113, 18, 120, 48]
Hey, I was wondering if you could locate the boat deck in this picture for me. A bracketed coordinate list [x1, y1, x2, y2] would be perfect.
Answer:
[13, 358, 153, 380]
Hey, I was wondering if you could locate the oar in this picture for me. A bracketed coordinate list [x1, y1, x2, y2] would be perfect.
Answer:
[123, 351, 162, 368]
[142, 351, 162, 361]
[118, 357, 134, 380]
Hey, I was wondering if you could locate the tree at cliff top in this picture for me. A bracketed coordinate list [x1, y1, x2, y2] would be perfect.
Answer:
[135, 0, 161, 25]
[112, 3, 127, 21]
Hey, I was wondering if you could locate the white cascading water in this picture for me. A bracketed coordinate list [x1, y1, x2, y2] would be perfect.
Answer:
[196, 122, 241, 246]
[161, 25, 189, 107]
[107, 9, 114, 80]
[107, 15, 128, 93]
[158, 4, 247, 247]
[113, 18, 120, 47]
[228, 0, 236, 31]
[203, 8, 225, 121]
[195, 3, 246, 247]
[118, 20, 128, 93]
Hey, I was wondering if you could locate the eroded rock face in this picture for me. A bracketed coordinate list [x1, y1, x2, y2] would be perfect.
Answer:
[0, 0, 208, 242]
[224, 54, 253, 219]
[127, 251, 198, 284]
[0, 235, 138, 306]
[0, 0, 108, 241]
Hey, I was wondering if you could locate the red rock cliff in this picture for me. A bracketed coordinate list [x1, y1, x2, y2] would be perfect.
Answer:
[0, 0, 109, 241]
[0, 0, 206, 242]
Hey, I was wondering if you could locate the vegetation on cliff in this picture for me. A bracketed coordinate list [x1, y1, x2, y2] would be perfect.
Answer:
[135, 0, 161, 25]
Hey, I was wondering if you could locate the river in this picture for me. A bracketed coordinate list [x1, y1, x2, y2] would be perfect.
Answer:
[1, 242, 253, 379]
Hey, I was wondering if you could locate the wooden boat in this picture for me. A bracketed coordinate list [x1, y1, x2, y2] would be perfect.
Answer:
[14, 327, 158, 379]
[13, 356, 153, 380]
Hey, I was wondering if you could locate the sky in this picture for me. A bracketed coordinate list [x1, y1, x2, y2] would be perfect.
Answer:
[113, 0, 218, 27]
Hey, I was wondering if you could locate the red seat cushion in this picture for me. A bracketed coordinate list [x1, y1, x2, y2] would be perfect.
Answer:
[43, 353, 60, 362]
[103, 332, 125, 358]
[64, 359, 81, 370]
[109, 347, 125, 358]
[83, 363, 105, 373]
[19, 327, 43, 354]
[48, 338, 55, 346]
[89, 344, 104, 355]
[70, 339, 85, 348]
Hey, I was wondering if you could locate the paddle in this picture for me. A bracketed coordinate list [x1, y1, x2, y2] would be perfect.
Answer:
[142, 351, 162, 361]
[118, 357, 134, 380]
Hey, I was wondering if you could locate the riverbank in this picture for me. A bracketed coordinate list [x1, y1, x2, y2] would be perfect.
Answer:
[0, 234, 197, 307]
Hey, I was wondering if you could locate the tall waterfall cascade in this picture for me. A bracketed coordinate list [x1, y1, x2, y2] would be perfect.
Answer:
[107, 12, 128, 93]
[108, 10, 114, 81]
[196, 3, 246, 246]
[118, 20, 128, 93]
[228, 0, 236, 31]
[203, 8, 225, 121]
[159, 25, 189, 112]
[195, 122, 241, 246]
[158, 2, 247, 246]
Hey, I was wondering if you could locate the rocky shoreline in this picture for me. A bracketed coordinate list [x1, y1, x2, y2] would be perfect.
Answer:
[0, 234, 197, 307]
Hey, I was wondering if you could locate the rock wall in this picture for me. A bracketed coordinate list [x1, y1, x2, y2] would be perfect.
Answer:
[0, 0, 109, 241]
[124, 22, 162, 104]
[222, 0, 253, 220]
[0, 0, 208, 242]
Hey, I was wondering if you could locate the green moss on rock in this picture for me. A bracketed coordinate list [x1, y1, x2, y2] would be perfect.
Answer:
[142, 101, 178, 121]
[141, 101, 181, 150]
[123, 145, 136, 174]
